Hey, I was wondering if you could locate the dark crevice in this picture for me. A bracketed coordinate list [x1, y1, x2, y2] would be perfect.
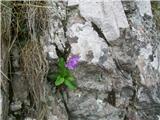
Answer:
[62, 5, 71, 61]
[60, 91, 71, 120]
[124, 115, 128, 120]
[8, 1, 18, 117]
[130, 66, 141, 103]
[91, 22, 112, 46]
[113, 58, 129, 79]
[53, 4, 71, 61]
[53, 4, 72, 120]
[8, 55, 14, 109]
[107, 89, 116, 106]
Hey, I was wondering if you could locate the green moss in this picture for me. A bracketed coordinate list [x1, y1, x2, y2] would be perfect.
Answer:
[151, 1, 160, 29]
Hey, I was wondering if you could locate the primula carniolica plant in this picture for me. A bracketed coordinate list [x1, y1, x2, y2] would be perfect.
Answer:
[49, 55, 80, 90]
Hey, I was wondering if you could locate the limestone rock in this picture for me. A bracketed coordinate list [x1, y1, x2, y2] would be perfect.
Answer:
[67, 22, 109, 64]
[65, 1, 160, 120]
[79, 0, 129, 41]
[10, 101, 22, 112]
[68, 90, 125, 120]
[135, 0, 152, 17]
[24, 117, 36, 120]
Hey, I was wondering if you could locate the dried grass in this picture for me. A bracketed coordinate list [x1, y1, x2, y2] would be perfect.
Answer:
[19, 1, 50, 119]
[21, 40, 48, 119]
[2, 1, 50, 119]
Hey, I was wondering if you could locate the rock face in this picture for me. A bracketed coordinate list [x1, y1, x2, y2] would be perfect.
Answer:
[1, 0, 160, 120]
[68, 0, 129, 41]
[65, 0, 160, 120]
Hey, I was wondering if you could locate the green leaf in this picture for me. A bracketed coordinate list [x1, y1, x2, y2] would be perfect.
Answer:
[57, 57, 70, 77]
[58, 57, 65, 69]
[58, 67, 71, 78]
[63, 69, 71, 77]
[64, 79, 77, 90]
[48, 74, 58, 80]
[67, 76, 75, 81]
[55, 76, 65, 86]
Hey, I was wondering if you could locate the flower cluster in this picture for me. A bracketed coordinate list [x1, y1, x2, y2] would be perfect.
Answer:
[65, 55, 80, 70]
[48, 55, 80, 90]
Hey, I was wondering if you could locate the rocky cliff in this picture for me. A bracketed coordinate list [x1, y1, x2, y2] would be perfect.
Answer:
[1, 0, 160, 120]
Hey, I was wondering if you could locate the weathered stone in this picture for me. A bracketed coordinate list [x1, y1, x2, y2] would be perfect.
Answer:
[121, 1, 160, 120]
[12, 71, 28, 101]
[67, 22, 109, 64]
[65, 62, 133, 119]
[45, 84, 68, 120]
[41, 1, 68, 61]
[73, 63, 112, 92]
[67, 0, 129, 41]
[24, 117, 36, 120]
[46, 1, 67, 52]
[66, 1, 160, 120]
[68, 90, 125, 120]
[8, 115, 16, 120]
[136, 44, 159, 86]
[10, 100, 22, 112]
[79, 0, 129, 41]
[150, 44, 160, 72]
[68, 0, 79, 6]
[43, 44, 58, 59]
[135, 0, 152, 17]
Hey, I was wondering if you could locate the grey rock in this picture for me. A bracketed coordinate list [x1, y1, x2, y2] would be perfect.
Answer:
[12, 71, 28, 101]
[24, 117, 36, 120]
[67, 21, 110, 65]
[72, 63, 113, 92]
[44, 45, 58, 59]
[10, 100, 22, 112]
[121, 86, 134, 98]
[122, 1, 136, 14]
[8, 115, 16, 120]
[66, 63, 131, 119]
[66, 1, 160, 120]
[79, 0, 129, 41]
[45, 84, 68, 120]
[41, 1, 68, 61]
[46, 1, 67, 52]
[135, 0, 152, 17]
[68, 90, 125, 120]
[68, 0, 79, 6]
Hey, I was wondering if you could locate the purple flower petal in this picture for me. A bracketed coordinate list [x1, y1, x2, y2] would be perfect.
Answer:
[65, 55, 80, 70]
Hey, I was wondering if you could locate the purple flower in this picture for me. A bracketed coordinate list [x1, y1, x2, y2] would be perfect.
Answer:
[65, 55, 80, 70]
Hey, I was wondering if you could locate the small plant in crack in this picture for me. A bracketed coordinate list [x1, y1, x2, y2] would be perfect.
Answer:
[49, 55, 80, 90]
